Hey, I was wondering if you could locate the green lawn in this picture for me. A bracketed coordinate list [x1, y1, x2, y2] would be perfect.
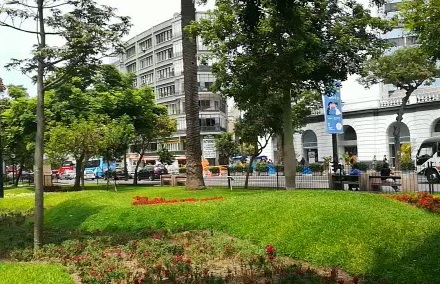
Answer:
[0, 262, 74, 284]
[1, 186, 440, 283]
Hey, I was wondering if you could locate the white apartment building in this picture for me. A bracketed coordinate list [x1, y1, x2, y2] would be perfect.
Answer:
[115, 12, 227, 167]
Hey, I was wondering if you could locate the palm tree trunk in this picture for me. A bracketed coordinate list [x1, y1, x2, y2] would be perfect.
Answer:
[181, 0, 205, 190]
[34, 0, 46, 252]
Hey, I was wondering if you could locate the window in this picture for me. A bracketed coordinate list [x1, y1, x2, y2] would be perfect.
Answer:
[140, 73, 154, 86]
[167, 103, 180, 115]
[139, 38, 152, 51]
[387, 37, 404, 47]
[406, 36, 418, 46]
[140, 55, 153, 69]
[125, 46, 136, 58]
[197, 74, 215, 91]
[172, 21, 181, 38]
[132, 78, 138, 87]
[126, 62, 136, 73]
[156, 29, 172, 44]
[156, 48, 173, 62]
[174, 59, 183, 76]
[199, 100, 211, 111]
[157, 66, 174, 80]
[157, 84, 175, 98]
[173, 40, 182, 57]
[384, 2, 398, 13]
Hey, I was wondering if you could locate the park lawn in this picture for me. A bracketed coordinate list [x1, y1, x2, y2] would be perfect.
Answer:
[0, 262, 74, 284]
[1, 187, 440, 283]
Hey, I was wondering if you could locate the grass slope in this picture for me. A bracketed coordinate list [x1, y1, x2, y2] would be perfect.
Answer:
[0, 262, 74, 284]
[1, 187, 440, 283]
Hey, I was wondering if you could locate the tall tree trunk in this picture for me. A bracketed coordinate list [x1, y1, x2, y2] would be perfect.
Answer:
[181, 0, 205, 190]
[282, 91, 296, 189]
[393, 90, 412, 171]
[14, 160, 24, 186]
[276, 133, 284, 165]
[244, 155, 256, 189]
[34, 0, 46, 252]
[0, 119, 3, 198]
[106, 161, 111, 190]
[123, 151, 128, 180]
[133, 153, 144, 185]
[74, 156, 84, 189]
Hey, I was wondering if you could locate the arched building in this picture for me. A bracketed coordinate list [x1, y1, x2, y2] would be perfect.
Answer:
[292, 94, 440, 166]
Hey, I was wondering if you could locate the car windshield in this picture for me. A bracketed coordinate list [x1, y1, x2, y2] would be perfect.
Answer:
[85, 171, 94, 174]
[85, 159, 100, 168]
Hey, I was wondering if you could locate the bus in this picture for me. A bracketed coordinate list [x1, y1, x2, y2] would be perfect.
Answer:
[415, 136, 440, 182]
[84, 157, 116, 178]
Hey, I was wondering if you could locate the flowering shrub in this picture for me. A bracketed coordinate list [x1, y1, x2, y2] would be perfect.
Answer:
[386, 192, 440, 214]
[9, 229, 359, 284]
[132, 196, 224, 206]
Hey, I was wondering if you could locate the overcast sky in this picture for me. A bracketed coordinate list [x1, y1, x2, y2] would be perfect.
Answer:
[0, 0, 377, 101]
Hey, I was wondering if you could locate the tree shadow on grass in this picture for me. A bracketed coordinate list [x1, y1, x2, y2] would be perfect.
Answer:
[0, 199, 107, 258]
[364, 227, 440, 284]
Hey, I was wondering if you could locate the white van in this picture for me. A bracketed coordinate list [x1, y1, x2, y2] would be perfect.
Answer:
[415, 136, 440, 181]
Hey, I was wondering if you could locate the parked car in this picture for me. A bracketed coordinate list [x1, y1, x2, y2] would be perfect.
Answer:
[84, 170, 95, 180]
[60, 170, 76, 180]
[137, 166, 168, 181]
[104, 168, 132, 180]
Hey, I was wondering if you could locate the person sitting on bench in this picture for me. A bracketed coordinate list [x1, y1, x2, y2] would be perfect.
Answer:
[380, 163, 399, 192]
[348, 163, 362, 191]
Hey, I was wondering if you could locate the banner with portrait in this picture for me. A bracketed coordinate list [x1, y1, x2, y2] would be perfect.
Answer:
[322, 83, 344, 134]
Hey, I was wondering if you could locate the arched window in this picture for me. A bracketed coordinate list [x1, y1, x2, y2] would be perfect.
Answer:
[302, 130, 317, 148]
[343, 125, 357, 141]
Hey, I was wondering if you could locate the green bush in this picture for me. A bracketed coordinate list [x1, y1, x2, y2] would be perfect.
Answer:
[296, 165, 304, 173]
[209, 166, 220, 174]
[256, 163, 268, 173]
[400, 161, 416, 171]
[356, 162, 368, 172]
[178, 167, 186, 174]
[309, 163, 324, 173]
[374, 162, 384, 172]
[275, 165, 284, 172]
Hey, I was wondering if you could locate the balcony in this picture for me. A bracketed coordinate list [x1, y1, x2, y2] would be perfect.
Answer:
[176, 125, 226, 135]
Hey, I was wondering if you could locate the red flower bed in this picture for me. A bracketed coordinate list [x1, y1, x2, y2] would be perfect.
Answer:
[386, 191, 440, 214]
[132, 196, 223, 206]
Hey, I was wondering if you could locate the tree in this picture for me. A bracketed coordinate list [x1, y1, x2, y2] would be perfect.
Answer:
[1, 87, 36, 186]
[100, 116, 134, 191]
[157, 147, 175, 166]
[128, 87, 176, 185]
[215, 132, 239, 165]
[400, 0, 440, 60]
[181, 0, 205, 190]
[46, 119, 103, 189]
[192, 0, 390, 189]
[0, 0, 130, 250]
[359, 46, 439, 169]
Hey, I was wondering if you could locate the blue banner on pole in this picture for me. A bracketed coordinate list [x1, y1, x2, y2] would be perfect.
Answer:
[322, 83, 343, 134]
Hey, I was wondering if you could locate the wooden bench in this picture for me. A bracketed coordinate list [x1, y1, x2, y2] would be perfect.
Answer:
[332, 175, 360, 190]
[160, 174, 187, 186]
[368, 175, 401, 191]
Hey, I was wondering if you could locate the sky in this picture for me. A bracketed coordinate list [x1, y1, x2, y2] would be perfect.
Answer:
[0, 0, 377, 102]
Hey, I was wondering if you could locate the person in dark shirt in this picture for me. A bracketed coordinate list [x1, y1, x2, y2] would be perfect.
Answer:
[380, 163, 399, 191]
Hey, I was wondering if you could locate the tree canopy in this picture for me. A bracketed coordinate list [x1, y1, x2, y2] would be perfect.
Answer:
[192, 0, 390, 188]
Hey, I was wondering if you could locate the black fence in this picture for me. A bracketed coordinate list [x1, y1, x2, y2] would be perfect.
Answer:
[200, 163, 440, 193]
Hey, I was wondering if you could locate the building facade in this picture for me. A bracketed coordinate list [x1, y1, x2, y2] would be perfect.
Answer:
[115, 12, 227, 167]
[276, 0, 440, 168]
